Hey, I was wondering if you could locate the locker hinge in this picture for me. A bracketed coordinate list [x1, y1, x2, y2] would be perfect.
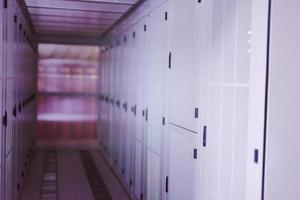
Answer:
[129, 179, 133, 186]
[18, 103, 22, 112]
[133, 31, 136, 38]
[165, 176, 169, 193]
[124, 36, 127, 42]
[17, 183, 20, 191]
[19, 24, 22, 31]
[2, 111, 7, 127]
[121, 168, 125, 174]
[193, 149, 198, 159]
[144, 24, 147, 32]
[165, 12, 168, 21]
[202, 126, 207, 147]
[14, 15, 17, 23]
[3, 0, 7, 9]
[168, 52, 172, 68]
[194, 108, 199, 118]
[162, 117, 166, 126]
[254, 149, 259, 163]
[140, 193, 144, 200]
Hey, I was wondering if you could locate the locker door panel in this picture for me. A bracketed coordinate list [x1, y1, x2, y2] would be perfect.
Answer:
[4, 152, 13, 200]
[167, 125, 197, 200]
[6, 79, 13, 154]
[146, 151, 160, 200]
[134, 140, 142, 198]
[200, 0, 266, 199]
[0, 2, 3, 78]
[146, 3, 168, 154]
[168, 0, 200, 132]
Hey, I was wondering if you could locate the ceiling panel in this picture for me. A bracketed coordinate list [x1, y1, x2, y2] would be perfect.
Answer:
[31, 15, 115, 25]
[24, 0, 140, 39]
[34, 22, 110, 30]
[26, 0, 131, 13]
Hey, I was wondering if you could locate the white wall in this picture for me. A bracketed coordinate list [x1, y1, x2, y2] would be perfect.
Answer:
[265, 0, 300, 199]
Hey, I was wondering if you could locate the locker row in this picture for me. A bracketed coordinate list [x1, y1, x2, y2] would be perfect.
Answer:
[1, 0, 38, 199]
[97, 0, 270, 200]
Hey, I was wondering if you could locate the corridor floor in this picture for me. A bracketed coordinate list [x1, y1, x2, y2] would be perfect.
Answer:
[21, 149, 130, 200]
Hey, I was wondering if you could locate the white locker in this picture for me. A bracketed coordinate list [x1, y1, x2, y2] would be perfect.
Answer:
[145, 3, 169, 200]
[4, 152, 13, 200]
[133, 18, 148, 200]
[200, 0, 270, 200]
[168, 0, 200, 132]
[167, 125, 197, 200]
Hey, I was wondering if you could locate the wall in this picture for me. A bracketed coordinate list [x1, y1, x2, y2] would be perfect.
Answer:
[0, 0, 37, 199]
[265, 0, 300, 199]
[98, 0, 271, 200]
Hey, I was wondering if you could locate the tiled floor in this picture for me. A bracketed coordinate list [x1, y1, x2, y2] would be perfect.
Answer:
[21, 149, 130, 200]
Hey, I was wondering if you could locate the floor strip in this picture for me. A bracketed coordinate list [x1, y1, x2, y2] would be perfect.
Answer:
[79, 150, 112, 200]
[39, 151, 58, 200]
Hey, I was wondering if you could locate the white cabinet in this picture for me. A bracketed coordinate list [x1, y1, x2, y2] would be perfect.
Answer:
[168, 0, 200, 132]
[167, 125, 197, 200]
[200, 0, 269, 200]
[146, 3, 168, 200]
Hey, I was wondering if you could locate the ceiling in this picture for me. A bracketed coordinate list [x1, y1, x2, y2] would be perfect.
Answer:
[24, 0, 139, 39]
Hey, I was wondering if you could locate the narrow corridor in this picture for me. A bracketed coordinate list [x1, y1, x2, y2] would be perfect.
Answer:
[1, 0, 300, 200]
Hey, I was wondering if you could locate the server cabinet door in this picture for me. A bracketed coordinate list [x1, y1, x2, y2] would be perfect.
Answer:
[4, 152, 13, 200]
[200, 0, 268, 200]
[167, 125, 197, 200]
[146, 3, 169, 200]
[133, 18, 148, 200]
[168, 0, 200, 132]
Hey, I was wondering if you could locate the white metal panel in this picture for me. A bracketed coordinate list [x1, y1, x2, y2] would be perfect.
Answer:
[200, 1, 269, 200]
[145, 3, 169, 200]
[168, 0, 200, 132]
[167, 125, 197, 200]
[265, 0, 300, 199]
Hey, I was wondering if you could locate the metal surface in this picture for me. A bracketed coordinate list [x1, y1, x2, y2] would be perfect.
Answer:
[24, 0, 139, 39]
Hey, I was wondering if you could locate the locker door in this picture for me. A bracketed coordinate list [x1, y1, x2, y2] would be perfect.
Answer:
[145, 3, 169, 200]
[133, 18, 148, 200]
[122, 30, 133, 188]
[0, 2, 4, 199]
[116, 38, 126, 177]
[4, 152, 12, 200]
[167, 125, 197, 200]
[168, 0, 200, 132]
[127, 25, 138, 196]
[200, 0, 269, 200]
[108, 46, 116, 166]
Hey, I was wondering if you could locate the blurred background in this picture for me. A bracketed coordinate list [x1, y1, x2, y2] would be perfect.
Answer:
[37, 44, 99, 144]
